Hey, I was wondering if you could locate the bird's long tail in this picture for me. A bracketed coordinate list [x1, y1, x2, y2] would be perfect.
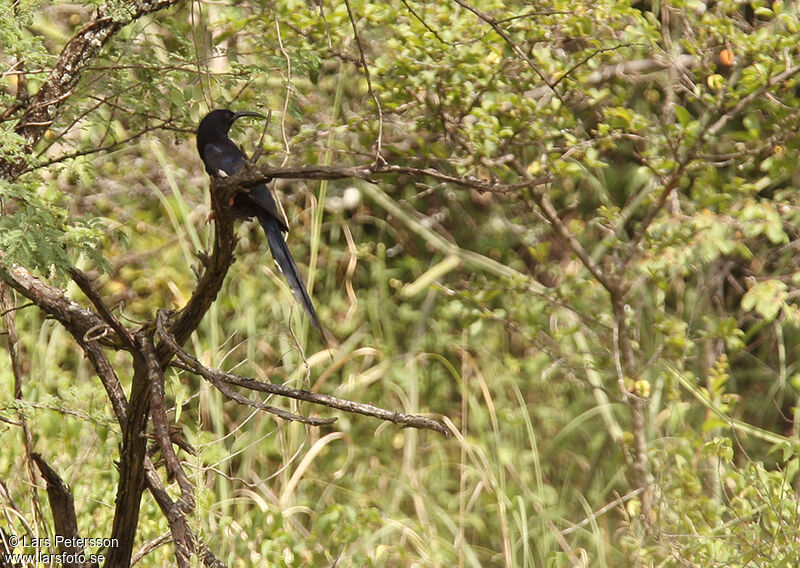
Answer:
[258, 212, 322, 329]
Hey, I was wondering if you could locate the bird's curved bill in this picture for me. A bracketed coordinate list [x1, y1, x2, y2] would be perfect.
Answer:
[232, 110, 265, 121]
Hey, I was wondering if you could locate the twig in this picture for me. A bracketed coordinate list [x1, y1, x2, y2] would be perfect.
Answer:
[400, 0, 449, 45]
[344, 0, 384, 161]
[21, 118, 175, 175]
[131, 532, 172, 566]
[552, 44, 647, 89]
[250, 108, 272, 163]
[560, 488, 644, 535]
[450, 0, 565, 105]
[0, 301, 33, 317]
[271, 5, 293, 163]
[707, 63, 800, 137]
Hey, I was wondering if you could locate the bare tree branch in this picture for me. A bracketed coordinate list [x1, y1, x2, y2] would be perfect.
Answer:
[213, 161, 552, 196]
[141, 458, 193, 568]
[30, 453, 98, 568]
[105, 332, 152, 568]
[344, 0, 384, 161]
[159, 314, 337, 425]
[0, 262, 125, 350]
[20, 118, 176, 175]
[158, 315, 451, 437]
[145, 336, 195, 517]
[131, 532, 171, 566]
[70, 267, 134, 350]
[161, 179, 238, 356]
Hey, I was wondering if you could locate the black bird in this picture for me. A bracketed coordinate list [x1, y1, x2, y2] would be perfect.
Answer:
[196, 109, 321, 329]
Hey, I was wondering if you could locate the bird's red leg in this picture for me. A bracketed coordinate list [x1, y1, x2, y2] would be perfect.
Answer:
[206, 197, 236, 223]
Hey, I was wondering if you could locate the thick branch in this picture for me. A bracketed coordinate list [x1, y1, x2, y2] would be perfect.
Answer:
[105, 334, 153, 568]
[583, 54, 699, 85]
[70, 268, 134, 350]
[0, 263, 125, 349]
[30, 454, 97, 568]
[144, 335, 195, 519]
[162, 180, 238, 356]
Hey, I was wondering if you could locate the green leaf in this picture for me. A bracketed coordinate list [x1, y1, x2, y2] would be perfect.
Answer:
[674, 105, 691, 127]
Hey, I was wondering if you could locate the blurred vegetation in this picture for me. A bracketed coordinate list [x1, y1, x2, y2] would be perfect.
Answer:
[3, 0, 800, 566]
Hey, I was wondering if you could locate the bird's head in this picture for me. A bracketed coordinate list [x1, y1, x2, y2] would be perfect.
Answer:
[196, 109, 265, 149]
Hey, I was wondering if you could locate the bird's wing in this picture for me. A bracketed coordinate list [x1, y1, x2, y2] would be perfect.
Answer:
[247, 184, 288, 233]
[202, 142, 289, 232]
[202, 142, 246, 178]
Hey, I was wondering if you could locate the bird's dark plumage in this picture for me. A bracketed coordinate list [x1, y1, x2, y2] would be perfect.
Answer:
[196, 109, 321, 329]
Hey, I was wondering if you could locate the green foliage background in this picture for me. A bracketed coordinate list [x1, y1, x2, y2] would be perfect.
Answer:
[3, 0, 800, 566]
